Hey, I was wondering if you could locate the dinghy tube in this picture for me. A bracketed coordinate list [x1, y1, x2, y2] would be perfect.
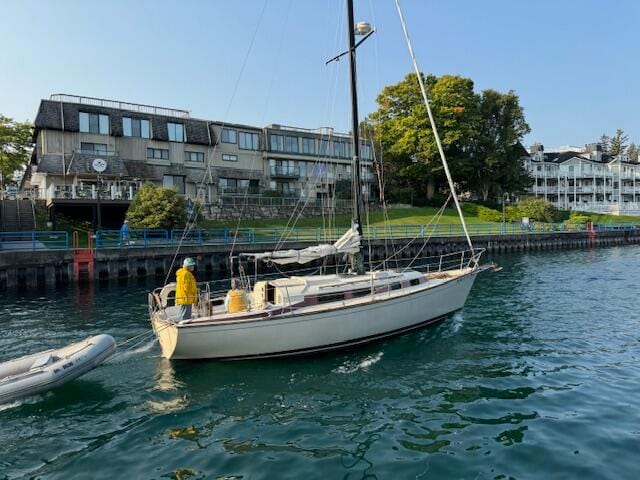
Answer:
[0, 334, 116, 405]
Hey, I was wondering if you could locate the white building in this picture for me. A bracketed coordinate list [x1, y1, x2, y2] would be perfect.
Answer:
[524, 143, 640, 215]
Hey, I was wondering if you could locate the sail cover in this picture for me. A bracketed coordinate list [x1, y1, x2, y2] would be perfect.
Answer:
[245, 225, 361, 265]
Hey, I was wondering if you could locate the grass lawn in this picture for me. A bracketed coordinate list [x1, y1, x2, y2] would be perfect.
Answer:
[201, 206, 492, 229]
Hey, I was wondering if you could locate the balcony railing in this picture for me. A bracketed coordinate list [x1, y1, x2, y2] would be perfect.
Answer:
[75, 149, 119, 157]
[50, 94, 189, 118]
[270, 166, 300, 178]
[46, 184, 138, 201]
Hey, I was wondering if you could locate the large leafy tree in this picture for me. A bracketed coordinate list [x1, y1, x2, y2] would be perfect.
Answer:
[0, 115, 33, 190]
[470, 89, 531, 201]
[369, 73, 480, 200]
[368, 73, 530, 204]
[126, 183, 188, 229]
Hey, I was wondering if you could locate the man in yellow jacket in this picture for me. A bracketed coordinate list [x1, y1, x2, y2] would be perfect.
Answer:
[176, 257, 198, 320]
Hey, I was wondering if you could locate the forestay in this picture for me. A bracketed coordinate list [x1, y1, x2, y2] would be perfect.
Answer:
[245, 225, 361, 265]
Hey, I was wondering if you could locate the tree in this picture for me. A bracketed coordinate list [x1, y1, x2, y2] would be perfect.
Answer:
[627, 142, 639, 162]
[126, 183, 188, 229]
[0, 115, 33, 190]
[368, 73, 481, 201]
[469, 89, 532, 201]
[610, 129, 629, 156]
[368, 73, 531, 204]
[599, 133, 611, 153]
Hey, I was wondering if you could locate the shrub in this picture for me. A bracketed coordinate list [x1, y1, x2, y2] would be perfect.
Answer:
[461, 202, 479, 216]
[126, 183, 188, 230]
[514, 198, 557, 222]
[477, 205, 502, 222]
[505, 205, 524, 222]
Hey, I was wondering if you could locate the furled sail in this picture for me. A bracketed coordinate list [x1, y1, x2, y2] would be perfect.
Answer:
[246, 225, 361, 265]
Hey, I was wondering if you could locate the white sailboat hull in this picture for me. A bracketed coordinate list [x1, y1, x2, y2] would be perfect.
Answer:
[152, 270, 478, 360]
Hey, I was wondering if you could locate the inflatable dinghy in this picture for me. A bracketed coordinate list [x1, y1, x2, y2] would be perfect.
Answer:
[0, 334, 116, 404]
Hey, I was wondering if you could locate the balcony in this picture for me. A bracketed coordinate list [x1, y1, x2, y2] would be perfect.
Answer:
[219, 187, 260, 196]
[46, 183, 138, 202]
[76, 148, 119, 157]
[270, 166, 300, 178]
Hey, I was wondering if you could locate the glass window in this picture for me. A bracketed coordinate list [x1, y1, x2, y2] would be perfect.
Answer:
[79, 112, 109, 134]
[319, 139, 329, 156]
[80, 142, 108, 153]
[167, 123, 185, 142]
[147, 148, 169, 160]
[285, 136, 299, 153]
[270, 134, 284, 152]
[302, 138, 316, 155]
[79, 112, 89, 132]
[185, 151, 204, 162]
[299, 161, 307, 177]
[333, 141, 344, 158]
[123, 117, 150, 138]
[239, 132, 259, 150]
[221, 128, 237, 143]
[222, 154, 238, 162]
[361, 143, 372, 160]
[163, 175, 185, 194]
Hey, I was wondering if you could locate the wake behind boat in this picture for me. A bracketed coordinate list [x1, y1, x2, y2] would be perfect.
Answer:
[149, 0, 493, 360]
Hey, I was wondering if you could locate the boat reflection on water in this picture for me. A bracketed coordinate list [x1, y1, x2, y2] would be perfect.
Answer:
[144, 358, 188, 414]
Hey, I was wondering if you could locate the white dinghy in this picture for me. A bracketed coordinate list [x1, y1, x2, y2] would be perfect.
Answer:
[0, 334, 116, 404]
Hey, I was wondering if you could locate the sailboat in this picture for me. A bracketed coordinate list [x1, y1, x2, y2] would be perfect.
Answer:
[149, 0, 491, 360]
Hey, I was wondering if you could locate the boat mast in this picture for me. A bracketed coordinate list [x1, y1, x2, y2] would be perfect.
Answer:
[346, 0, 365, 274]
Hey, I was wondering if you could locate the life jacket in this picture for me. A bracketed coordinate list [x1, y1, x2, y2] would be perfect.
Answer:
[227, 289, 248, 313]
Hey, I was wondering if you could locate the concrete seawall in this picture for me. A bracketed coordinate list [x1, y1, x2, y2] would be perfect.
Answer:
[1, 229, 639, 290]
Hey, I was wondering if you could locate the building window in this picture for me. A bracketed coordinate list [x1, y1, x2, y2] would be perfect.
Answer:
[219, 177, 257, 194]
[302, 138, 316, 155]
[361, 143, 372, 160]
[79, 112, 109, 134]
[221, 128, 237, 144]
[285, 136, 299, 153]
[270, 134, 284, 152]
[80, 142, 107, 153]
[319, 139, 329, 156]
[163, 175, 185, 194]
[147, 148, 169, 160]
[123, 117, 150, 138]
[167, 123, 185, 142]
[299, 161, 307, 177]
[239, 132, 260, 150]
[222, 154, 238, 162]
[185, 151, 204, 162]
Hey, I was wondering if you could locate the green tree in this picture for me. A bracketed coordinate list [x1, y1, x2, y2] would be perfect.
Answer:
[627, 142, 639, 162]
[515, 198, 557, 222]
[368, 73, 480, 201]
[0, 115, 33, 190]
[610, 129, 629, 156]
[599, 133, 611, 153]
[469, 89, 532, 201]
[126, 183, 188, 229]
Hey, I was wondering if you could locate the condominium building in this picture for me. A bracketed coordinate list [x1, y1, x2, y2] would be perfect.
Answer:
[24, 94, 375, 227]
[524, 143, 640, 214]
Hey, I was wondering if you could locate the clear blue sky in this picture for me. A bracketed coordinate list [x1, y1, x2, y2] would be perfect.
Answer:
[1, 0, 638, 149]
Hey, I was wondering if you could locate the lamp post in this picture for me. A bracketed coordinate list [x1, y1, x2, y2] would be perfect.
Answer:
[502, 192, 510, 234]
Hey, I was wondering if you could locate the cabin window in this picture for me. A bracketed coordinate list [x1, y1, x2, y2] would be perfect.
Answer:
[318, 293, 345, 304]
[410, 278, 421, 286]
[351, 289, 370, 298]
[390, 282, 402, 291]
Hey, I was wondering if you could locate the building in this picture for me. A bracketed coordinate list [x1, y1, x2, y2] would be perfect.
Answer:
[23, 94, 375, 227]
[524, 143, 640, 214]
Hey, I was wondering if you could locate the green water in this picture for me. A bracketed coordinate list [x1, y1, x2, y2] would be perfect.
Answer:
[2, 247, 640, 479]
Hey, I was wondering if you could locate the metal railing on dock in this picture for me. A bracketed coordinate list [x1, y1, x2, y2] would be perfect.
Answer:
[93, 222, 639, 249]
[0, 231, 69, 251]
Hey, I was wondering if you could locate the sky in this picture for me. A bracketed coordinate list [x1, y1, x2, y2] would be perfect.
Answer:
[1, 0, 638, 149]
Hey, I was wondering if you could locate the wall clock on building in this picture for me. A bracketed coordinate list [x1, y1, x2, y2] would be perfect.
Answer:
[92, 158, 107, 173]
